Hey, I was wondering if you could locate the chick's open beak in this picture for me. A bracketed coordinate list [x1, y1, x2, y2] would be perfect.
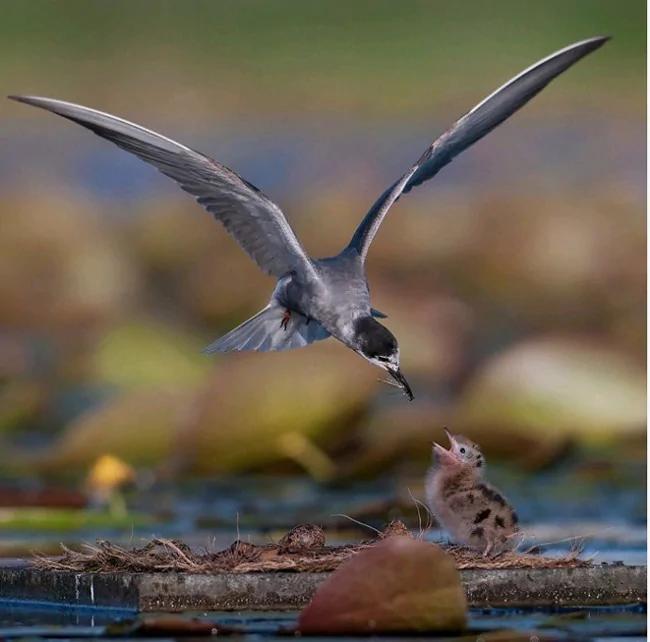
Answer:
[443, 428, 457, 448]
[432, 441, 448, 456]
[432, 440, 459, 464]
[388, 367, 414, 401]
[433, 431, 462, 464]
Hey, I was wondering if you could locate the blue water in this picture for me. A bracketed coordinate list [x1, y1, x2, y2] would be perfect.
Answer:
[0, 601, 645, 640]
[3, 114, 644, 208]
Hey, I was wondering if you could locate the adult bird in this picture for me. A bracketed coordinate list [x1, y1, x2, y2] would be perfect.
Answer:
[9, 36, 608, 401]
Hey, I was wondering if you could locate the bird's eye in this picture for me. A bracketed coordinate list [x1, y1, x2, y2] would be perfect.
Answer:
[459, 447, 466, 454]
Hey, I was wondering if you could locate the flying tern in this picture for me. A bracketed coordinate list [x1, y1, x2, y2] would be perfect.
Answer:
[9, 36, 608, 400]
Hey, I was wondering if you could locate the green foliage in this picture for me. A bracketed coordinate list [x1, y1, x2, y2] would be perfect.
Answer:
[2, 1, 643, 118]
[92, 322, 209, 389]
[0, 507, 151, 532]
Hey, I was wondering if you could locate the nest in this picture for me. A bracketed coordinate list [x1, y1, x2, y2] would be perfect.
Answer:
[444, 545, 585, 570]
[34, 521, 588, 574]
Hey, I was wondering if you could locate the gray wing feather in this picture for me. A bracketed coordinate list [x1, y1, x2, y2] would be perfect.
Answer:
[348, 36, 609, 262]
[204, 305, 330, 353]
[9, 95, 316, 280]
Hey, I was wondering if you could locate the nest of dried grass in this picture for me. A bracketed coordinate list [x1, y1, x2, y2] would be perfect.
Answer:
[33, 521, 588, 574]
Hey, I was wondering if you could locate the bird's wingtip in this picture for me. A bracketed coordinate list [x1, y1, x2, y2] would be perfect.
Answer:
[7, 95, 40, 106]
[7, 95, 52, 106]
[582, 35, 611, 48]
[593, 35, 612, 45]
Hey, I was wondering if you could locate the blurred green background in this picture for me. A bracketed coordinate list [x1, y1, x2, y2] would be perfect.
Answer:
[0, 1, 645, 542]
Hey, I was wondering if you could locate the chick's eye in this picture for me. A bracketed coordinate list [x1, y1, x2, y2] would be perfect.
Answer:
[459, 447, 466, 454]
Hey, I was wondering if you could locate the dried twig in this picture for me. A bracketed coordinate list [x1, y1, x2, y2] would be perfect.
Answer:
[331, 513, 382, 536]
[406, 487, 433, 538]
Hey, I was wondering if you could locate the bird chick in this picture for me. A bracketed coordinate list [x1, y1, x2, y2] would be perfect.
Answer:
[425, 430, 519, 557]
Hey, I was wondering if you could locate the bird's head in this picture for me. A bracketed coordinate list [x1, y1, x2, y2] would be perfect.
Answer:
[433, 429, 485, 473]
[353, 316, 413, 400]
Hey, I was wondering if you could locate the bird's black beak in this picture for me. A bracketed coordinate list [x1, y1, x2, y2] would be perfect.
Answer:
[388, 367, 414, 401]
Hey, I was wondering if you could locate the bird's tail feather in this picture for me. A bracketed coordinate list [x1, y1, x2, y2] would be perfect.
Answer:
[203, 304, 330, 353]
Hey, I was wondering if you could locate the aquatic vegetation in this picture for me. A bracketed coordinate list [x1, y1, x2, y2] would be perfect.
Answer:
[298, 537, 467, 633]
[457, 337, 646, 445]
[0, 507, 151, 532]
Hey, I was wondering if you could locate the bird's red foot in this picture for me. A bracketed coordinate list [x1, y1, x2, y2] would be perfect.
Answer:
[281, 309, 291, 331]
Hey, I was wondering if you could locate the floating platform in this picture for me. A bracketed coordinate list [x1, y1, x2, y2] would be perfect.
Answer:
[0, 563, 645, 611]
[3, 528, 646, 612]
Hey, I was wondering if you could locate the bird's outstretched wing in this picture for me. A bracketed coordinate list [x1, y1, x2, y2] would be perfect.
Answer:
[347, 36, 609, 263]
[9, 95, 317, 280]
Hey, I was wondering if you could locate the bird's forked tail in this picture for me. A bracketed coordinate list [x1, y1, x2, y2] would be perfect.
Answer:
[203, 304, 330, 353]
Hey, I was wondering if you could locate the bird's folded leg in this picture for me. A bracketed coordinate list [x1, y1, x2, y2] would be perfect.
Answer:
[482, 540, 495, 558]
[280, 309, 291, 331]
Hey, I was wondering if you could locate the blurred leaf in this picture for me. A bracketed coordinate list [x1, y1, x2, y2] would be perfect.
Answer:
[92, 321, 209, 388]
[191, 347, 374, 475]
[26, 345, 374, 475]
[0, 486, 86, 509]
[31, 387, 194, 471]
[0, 507, 151, 532]
[277, 431, 336, 481]
[457, 337, 645, 444]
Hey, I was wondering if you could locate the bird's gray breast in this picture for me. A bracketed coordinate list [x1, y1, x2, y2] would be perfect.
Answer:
[310, 252, 371, 340]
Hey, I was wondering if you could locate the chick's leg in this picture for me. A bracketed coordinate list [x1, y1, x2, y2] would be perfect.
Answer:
[482, 539, 494, 558]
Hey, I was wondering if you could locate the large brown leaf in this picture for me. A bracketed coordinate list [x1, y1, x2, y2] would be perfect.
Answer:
[298, 536, 467, 634]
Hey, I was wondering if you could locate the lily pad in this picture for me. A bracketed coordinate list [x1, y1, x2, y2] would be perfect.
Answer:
[297, 536, 467, 634]
[91, 321, 209, 389]
[456, 337, 645, 445]
[29, 387, 195, 471]
[26, 345, 374, 475]
[189, 346, 374, 474]
[0, 507, 151, 532]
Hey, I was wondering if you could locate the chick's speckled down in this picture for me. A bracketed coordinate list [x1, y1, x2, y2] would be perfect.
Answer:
[425, 430, 520, 556]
